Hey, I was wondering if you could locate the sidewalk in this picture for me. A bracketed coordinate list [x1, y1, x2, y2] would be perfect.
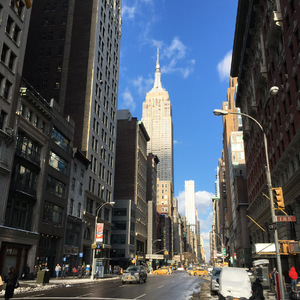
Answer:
[0, 274, 120, 297]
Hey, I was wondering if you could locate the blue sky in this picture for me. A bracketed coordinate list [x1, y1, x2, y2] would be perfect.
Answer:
[118, 0, 238, 259]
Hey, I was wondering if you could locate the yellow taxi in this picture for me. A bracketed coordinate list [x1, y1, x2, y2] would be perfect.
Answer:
[188, 267, 208, 276]
[153, 266, 172, 275]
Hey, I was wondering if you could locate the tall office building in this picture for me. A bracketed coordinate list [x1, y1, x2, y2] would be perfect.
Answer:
[22, 0, 122, 272]
[185, 180, 196, 233]
[141, 49, 174, 184]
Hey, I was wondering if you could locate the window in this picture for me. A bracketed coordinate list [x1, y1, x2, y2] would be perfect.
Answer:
[111, 234, 126, 244]
[79, 183, 83, 195]
[3, 80, 12, 100]
[113, 221, 126, 230]
[43, 202, 63, 226]
[86, 198, 93, 214]
[0, 110, 7, 130]
[84, 227, 91, 240]
[71, 178, 75, 191]
[77, 203, 81, 218]
[13, 25, 21, 43]
[47, 176, 66, 198]
[49, 151, 68, 174]
[52, 127, 70, 151]
[5, 196, 33, 230]
[113, 208, 127, 216]
[111, 249, 125, 257]
[70, 199, 74, 215]
[104, 207, 109, 221]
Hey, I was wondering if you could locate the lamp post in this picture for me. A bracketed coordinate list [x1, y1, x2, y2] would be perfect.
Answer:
[213, 88, 285, 299]
[213, 232, 225, 267]
[91, 201, 115, 280]
[150, 239, 161, 269]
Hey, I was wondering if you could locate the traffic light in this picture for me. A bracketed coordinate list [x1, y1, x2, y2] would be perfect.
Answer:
[95, 245, 102, 257]
[289, 241, 300, 254]
[280, 241, 289, 254]
[272, 187, 284, 209]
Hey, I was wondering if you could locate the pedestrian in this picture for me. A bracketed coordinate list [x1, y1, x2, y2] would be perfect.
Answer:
[78, 265, 82, 278]
[250, 278, 265, 300]
[289, 267, 298, 291]
[269, 268, 276, 292]
[3, 267, 19, 300]
[61, 265, 66, 278]
[109, 265, 112, 274]
[55, 264, 61, 279]
[72, 266, 77, 278]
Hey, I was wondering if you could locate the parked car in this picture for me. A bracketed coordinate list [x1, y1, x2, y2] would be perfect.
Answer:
[121, 265, 147, 284]
[188, 267, 208, 276]
[218, 267, 252, 300]
[153, 266, 172, 275]
[210, 267, 222, 293]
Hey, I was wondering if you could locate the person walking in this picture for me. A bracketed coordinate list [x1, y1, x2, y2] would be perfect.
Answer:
[3, 267, 18, 300]
[250, 278, 265, 300]
[289, 266, 298, 291]
[61, 265, 66, 278]
[55, 264, 61, 279]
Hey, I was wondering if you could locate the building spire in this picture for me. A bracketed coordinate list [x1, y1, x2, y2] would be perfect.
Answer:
[152, 48, 165, 91]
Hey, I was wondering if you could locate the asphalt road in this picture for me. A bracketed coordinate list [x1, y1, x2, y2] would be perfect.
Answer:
[13, 271, 210, 300]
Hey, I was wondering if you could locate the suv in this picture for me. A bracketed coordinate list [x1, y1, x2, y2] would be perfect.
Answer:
[210, 267, 222, 293]
[122, 265, 147, 284]
[218, 267, 252, 300]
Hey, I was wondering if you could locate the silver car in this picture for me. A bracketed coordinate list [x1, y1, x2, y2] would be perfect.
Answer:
[210, 267, 222, 293]
[122, 265, 147, 284]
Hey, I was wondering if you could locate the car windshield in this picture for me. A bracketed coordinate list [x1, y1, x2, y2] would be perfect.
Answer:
[126, 266, 139, 272]
[213, 269, 221, 276]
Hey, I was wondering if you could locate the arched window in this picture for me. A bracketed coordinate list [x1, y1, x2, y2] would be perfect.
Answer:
[84, 227, 91, 240]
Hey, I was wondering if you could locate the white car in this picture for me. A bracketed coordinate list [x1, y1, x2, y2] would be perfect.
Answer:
[218, 267, 252, 300]
[210, 267, 222, 293]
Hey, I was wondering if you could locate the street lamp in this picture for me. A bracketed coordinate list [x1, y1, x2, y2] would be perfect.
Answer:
[150, 239, 162, 267]
[213, 233, 225, 267]
[213, 86, 285, 300]
[91, 201, 115, 280]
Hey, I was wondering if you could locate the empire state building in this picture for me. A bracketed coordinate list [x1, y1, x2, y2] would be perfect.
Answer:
[142, 50, 174, 184]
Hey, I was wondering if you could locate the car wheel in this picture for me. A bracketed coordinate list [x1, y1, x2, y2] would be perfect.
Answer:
[122, 281, 125, 284]
[154, 272, 158, 275]
[194, 273, 197, 276]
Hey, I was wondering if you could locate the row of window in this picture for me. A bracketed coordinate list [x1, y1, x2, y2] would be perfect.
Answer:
[19, 103, 47, 133]
[1, 42, 17, 72]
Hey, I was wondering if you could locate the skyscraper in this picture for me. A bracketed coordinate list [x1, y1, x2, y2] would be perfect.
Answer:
[185, 180, 196, 233]
[142, 49, 174, 184]
[22, 0, 122, 272]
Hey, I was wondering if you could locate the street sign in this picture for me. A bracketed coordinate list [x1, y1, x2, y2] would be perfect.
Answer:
[276, 215, 296, 222]
[223, 248, 226, 255]
[145, 254, 164, 260]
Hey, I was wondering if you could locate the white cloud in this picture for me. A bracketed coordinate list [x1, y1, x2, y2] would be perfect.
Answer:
[217, 50, 232, 81]
[122, 88, 136, 112]
[132, 75, 154, 96]
[122, 5, 137, 19]
[159, 37, 195, 78]
[177, 189, 214, 218]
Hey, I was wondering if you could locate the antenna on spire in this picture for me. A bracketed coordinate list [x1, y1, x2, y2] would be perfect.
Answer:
[156, 47, 160, 69]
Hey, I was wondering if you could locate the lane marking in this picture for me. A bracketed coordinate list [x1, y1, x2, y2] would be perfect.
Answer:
[76, 293, 93, 297]
[135, 294, 146, 299]
[158, 285, 165, 288]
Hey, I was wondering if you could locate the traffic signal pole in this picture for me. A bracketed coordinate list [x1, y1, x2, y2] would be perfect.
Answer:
[213, 109, 285, 300]
[263, 130, 285, 300]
